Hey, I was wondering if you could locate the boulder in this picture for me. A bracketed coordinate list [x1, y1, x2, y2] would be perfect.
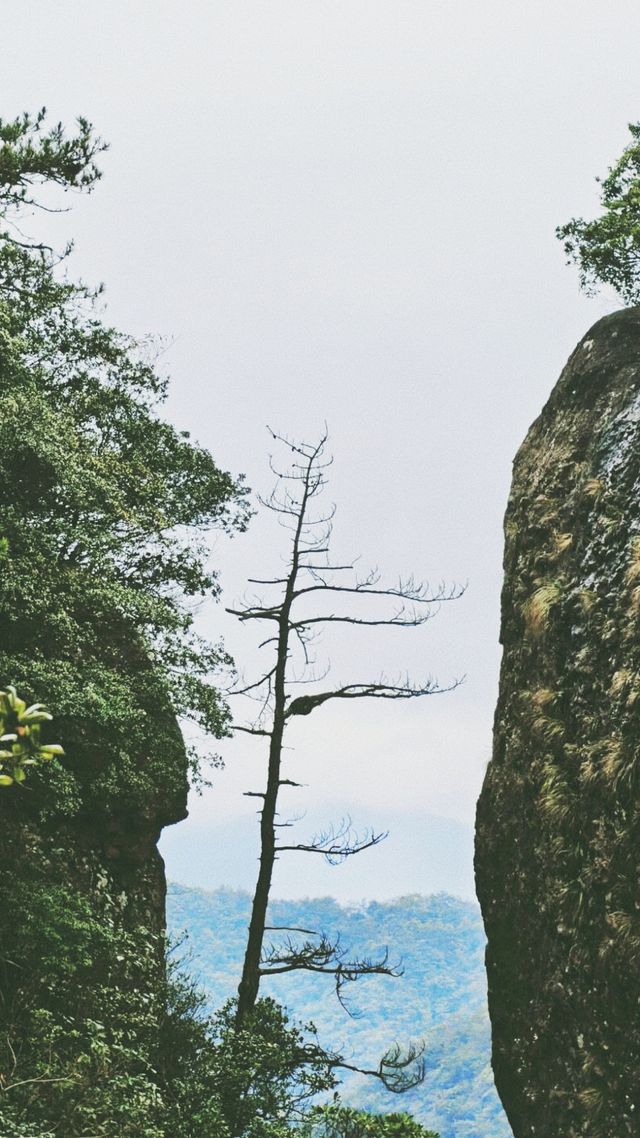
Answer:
[476, 308, 640, 1137]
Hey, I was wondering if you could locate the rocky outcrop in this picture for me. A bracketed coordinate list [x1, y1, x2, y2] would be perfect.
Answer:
[0, 686, 188, 1132]
[476, 307, 640, 1137]
[0, 668, 189, 1013]
[0, 668, 188, 936]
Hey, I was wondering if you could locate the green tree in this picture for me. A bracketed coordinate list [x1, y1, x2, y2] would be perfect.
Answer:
[557, 122, 640, 303]
[0, 870, 168, 1138]
[0, 109, 247, 1135]
[307, 1103, 438, 1137]
[307, 1104, 438, 1137]
[0, 868, 335, 1138]
[0, 110, 249, 821]
[161, 992, 336, 1138]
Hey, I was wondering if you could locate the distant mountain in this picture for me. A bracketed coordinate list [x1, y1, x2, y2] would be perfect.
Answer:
[160, 811, 476, 901]
[167, 885, 512, 1138]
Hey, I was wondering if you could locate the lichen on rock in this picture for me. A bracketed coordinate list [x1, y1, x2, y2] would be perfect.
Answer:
[476, 307, 640, 1137]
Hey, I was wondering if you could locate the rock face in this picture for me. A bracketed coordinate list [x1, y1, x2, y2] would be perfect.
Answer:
[476, 307, 640, 1138]
[0, 674, 189, 1010]
[0, 678, 188, 939]
[0, 684, 189, 1132]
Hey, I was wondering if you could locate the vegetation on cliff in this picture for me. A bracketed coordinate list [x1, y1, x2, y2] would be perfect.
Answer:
[0, 109, 249, 829]
[0, 866, 335, 1137]
[0, 110, 251, 1137]
[475, 307, 640, 1136]
[558, 121, 640, 304]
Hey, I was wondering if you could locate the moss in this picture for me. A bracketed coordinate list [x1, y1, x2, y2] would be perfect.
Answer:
[625, 535, 640, 585]
[551, 532, 574, 559]
[583, 477, 605, 499]
[476, 308, 640, 1138]
[522, 580, 564, 637]
[577, 588, 598, 613]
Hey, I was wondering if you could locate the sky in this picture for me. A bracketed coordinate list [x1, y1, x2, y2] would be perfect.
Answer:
[4, 1, 639, 900]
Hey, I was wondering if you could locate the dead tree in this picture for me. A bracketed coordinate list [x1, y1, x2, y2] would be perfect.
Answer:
[228, 430, 462, 1083]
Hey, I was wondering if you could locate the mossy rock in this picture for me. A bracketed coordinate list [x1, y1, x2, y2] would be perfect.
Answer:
[476, 307, 640, 1137]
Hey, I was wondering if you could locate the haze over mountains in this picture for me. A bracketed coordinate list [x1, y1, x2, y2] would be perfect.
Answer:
[161, 810, 475, 903]
[167, 884, 512, 1138]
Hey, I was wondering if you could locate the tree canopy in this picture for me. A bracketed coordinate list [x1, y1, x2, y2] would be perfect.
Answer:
[0, 110, 249, 820]
[557, 122, 640, 304]
[307, 1104, 438, 1138]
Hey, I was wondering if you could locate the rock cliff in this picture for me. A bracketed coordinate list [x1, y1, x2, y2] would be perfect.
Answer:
[0, 675, 189, 1134]
[0, 638, 189, 926]
[0, 665, 189, 1032]
[476, 307, 640, 1137]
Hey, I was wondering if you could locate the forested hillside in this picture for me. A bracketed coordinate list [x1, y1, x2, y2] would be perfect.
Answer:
[168, 886, 512, 1138]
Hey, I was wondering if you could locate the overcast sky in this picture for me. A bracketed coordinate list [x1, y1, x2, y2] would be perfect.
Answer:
[4, 1, 639, 899]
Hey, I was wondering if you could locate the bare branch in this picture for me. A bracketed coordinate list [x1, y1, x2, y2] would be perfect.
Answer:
[289, 610, 435, 629]
[226, 604, 280, 621]
[227, 666, 277, 696]
[257, 634, 279, 649]
[246, 576, 290, 585]
[258, 497, 307, 519]
[284, 677, 461, 718]
[298, 562, 355, 572]
[266, 424, 330, 465]
[259, 931, 401, 1014]
[285, 660, 331, 686]
[2, 1075, 77, 1093]
[276, 817, 387, 863]
[264, 925, 317, 935]
[292, 576, 464, 604]
[293, 621, 315, 669]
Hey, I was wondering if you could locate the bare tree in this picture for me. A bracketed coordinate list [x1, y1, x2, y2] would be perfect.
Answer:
[227, 429, 462, 1087]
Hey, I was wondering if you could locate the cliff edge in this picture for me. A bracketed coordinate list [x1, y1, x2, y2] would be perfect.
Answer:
[476, 307, 640, 1137]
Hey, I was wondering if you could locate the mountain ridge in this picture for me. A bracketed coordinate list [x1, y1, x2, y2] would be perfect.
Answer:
[167, 883, 512, 1138]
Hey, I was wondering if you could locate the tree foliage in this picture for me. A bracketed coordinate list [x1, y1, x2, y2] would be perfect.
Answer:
[307, 1103, 438, 1138]
[0, 859, 334, 1138]
[0, 110, 249, 818]
[0, 685, 63, 786]
[0, 860, 165, 1138]
[557, 122, 640, 303]
[0, 107, 104, 211]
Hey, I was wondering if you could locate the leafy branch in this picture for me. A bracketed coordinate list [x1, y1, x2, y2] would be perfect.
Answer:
[0, 686, 63, 787]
